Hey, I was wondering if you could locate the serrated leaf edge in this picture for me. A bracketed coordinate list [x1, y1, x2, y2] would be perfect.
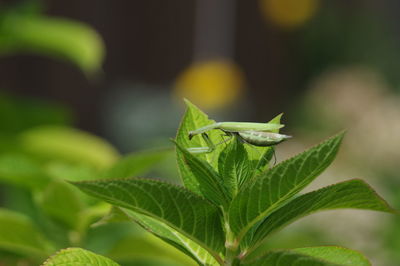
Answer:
[231, 131, 345, 241]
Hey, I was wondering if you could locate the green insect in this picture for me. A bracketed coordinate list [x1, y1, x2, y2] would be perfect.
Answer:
[187, 122, 291, 154]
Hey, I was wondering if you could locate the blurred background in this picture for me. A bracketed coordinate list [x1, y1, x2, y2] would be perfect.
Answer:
[1, 0, 400, 265]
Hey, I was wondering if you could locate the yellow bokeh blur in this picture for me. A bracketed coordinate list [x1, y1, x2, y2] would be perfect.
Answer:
[260, 0, 318, 29]
[174, 59, 245, 110]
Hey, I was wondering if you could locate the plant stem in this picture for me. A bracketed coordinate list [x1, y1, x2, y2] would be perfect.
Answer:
[223, 218, 239, 265]
[224, 242, 239, 266]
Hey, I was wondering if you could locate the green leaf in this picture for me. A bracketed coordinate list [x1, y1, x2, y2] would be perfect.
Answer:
[0, 14, 105, 74]
[218, 137, 253, 198]
[243, 246, 370, 266]
[253, 147, 275, 175]
[175, 101, 285, 196]
[91, 206, 132, 227]
[293, 246, 370, 266]
[100, 148, 171, 179]
[175, 141, 229, 206]
[43, 247, 120, 266]
[18, 126, 119, 169]
[45, 162, 98, 182]
[229, 132, 344, 240]
[0, 154, 50, 189]
[39, 180, 86, 230]
[116, 208, 220, 265]
[175, 99, 225, 194]
[0, 92, 71, 135]
[268, 114, 283, 133]
[72, 178, 225, 259]
[247, 179, 394, 252]
[0, 208, 53, 259]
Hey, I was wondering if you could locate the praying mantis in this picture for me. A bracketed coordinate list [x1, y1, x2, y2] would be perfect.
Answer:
[187, 121, 291, 154]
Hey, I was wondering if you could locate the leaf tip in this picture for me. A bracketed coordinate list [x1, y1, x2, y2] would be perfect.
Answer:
[183, 98, 192, 105]
[268, 113, 284, 124]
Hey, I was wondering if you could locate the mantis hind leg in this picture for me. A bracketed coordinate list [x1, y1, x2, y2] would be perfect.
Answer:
[217, 132, 234, 146]
[237, 134, 263, 159]
[272, 148, 277, 166]
[238, 135, 277, 166]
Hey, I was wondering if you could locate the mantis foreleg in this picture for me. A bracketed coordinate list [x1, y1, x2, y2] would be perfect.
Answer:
[187, 133, 234, 154]
[186, 133, 216, 154]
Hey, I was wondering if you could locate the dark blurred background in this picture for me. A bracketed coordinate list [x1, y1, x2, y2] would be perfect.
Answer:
[4, 0, 399, 134]
[1, 0, 400, 265]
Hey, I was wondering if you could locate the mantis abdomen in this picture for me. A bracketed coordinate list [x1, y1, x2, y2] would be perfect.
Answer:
[237, 131, 291, 147]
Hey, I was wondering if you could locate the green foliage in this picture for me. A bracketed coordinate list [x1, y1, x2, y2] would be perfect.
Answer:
[248, 179, 394, 252]
[175, 141, 230, 207]
[105, 222, 198, 265]
[0, 6, 105, 74]
[0, 93, 71, 135]
[100, 149, 171, 179]
[43, 247, 120, 266]
[71, 100, 394, 265]
[228, 132, 344, 239]
[175, 99, 223, 193]
[0, 208, 53, 260]
[293, 246, 370, 266]
[0, 154, 50, 189]
[218, 138, 252, 198]
[38, 180, 86, 230]
[242, 246, 370, 266]
[0, 114, 174, 264]
[18, 126, 119, 169]
[122, 209, 219, 265]
[73, 178, 225, 257]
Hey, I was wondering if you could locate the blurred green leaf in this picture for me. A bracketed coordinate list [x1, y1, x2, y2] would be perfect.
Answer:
[18, 126, 119, 169]
[0, 13, 105, 74]
[243, 246, 370, 266]
[43, 247, 120, 266]
[0, 92, 71, 136]
[100, 149, 171, 179]
[294, 246, 370, 266]
[39, 180, 86, 230]
[0, 154, 50, 189]
[0, 208, 53, 260]
[91, 206, 131, 227]
[45, 161, 98, 182]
